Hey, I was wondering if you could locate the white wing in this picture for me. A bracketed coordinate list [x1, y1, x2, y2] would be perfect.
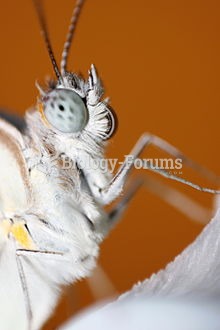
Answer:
[0, 119, 63, 330]
[0, 118, 30, 215]
[0, 119, 77, 330]
[0, 118, 30, 329]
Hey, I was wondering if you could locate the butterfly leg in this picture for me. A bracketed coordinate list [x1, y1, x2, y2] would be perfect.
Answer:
[141, 133, 220, 184]
[16, 249, 64, 256]
[107, 174, 212, 227]
[90, 133, 220, 205]
[16, 252, 32, 330]
[15, 249, 64, 330]
[86, 263, 118, 299]
[107, 176, 144, 227]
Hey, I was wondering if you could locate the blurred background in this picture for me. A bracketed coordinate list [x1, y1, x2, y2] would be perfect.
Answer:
[0, 0, 220, 328]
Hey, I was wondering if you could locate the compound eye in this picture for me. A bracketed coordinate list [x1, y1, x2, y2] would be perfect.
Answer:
[43, 89, 88, 133]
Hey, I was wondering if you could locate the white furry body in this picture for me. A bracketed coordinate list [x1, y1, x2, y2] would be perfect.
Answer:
[0, 68, 117, 330]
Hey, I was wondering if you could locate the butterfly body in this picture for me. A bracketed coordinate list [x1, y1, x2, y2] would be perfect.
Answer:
[2, 1, 219, 329]
[0, 63, 116, 329]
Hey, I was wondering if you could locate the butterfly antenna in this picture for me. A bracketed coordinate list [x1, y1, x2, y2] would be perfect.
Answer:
[60, 0, 86, 76]
[33, 0, 63, 83]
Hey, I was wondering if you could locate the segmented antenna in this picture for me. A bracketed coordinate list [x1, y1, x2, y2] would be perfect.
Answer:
[60, 0, 86, 75]
[33, 0, 63, 83]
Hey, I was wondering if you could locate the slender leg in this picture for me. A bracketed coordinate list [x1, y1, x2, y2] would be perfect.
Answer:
[16, 249, 64, 256]
[87, 175, 211, 304]
[15, 249, 64, 330]
[108, 175, 212, 226]
[16, 253, 33, 330]
[144, 134, 220, 184]
[95, 134, 220, 204]
[108, 176, 144, 226]
[87, 264, 118, 300]
[142, 175, 212, 224]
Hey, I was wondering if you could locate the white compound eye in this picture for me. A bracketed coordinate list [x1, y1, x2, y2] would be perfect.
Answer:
[43, 89, 88, 133]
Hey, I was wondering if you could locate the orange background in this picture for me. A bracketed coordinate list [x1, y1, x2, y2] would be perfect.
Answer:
[0, 0, 220, 328]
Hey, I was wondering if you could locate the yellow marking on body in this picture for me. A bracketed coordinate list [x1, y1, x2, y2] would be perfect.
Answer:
[37, 102, 50, 128]
[11, 223, 36, 249]
[0, 219, 36, 249]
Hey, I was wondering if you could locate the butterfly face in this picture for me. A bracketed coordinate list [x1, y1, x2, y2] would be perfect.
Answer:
[33, 0, 117, 141]
[37, 68, 117, 141]
[42, 88, 88, 133]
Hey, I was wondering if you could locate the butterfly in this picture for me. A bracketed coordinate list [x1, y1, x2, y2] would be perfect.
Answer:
[0, 1, 219, 330]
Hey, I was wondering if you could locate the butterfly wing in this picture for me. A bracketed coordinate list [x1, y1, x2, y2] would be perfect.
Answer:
[0, 118, 30, 215]
[0, 118, 31, 329]
[0, 109, 26, 132]
[0, 118, 70, 330]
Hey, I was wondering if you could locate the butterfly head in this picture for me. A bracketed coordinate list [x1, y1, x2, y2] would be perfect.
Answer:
[34, 0, 116, 141]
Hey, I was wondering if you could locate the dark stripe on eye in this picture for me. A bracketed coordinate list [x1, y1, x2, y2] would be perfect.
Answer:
[68, 116, 73, 120]
[58, 114, 64, 119]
